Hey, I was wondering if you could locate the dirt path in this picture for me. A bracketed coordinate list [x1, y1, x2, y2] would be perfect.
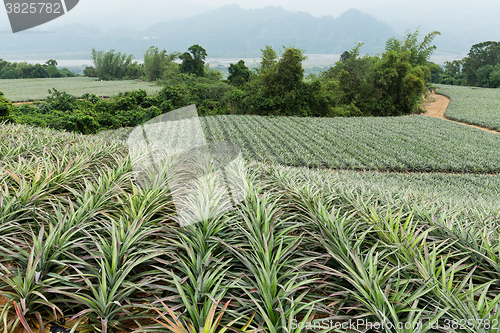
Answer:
[422, 93, 500, 134]
[12, 97, 112, 106]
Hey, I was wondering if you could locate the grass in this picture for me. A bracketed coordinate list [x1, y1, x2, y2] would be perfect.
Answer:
[437, 84, 500, 131]
[0, 77, 162, 102]
[2, 121, 500, 332]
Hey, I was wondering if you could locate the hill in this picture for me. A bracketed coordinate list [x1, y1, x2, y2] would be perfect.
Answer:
[0, 5, 398, 59]
[142, 5, 398, 57]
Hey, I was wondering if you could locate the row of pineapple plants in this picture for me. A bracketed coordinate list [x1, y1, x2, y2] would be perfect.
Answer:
[1, 122, 500, 332]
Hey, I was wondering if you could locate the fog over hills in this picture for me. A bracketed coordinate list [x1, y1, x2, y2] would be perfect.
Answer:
[0, 5, 397, 60]
[142, 5, 397, 57]
[1, 1, 499, 62]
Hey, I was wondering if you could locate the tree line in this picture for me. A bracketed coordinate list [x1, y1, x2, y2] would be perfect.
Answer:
[431, 41, 500, 88]
[1, 30, 440, 129]
[87, 30, 438, 118]
[0, 59, 76, 79]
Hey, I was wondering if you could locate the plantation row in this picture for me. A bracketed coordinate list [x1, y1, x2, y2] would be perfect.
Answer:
[1, 123, 500, 333]
[194, 114, 500, 173]
[437, 84, 500, 131]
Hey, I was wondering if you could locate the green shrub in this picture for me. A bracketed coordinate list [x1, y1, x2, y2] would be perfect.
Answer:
[46, 88, 79, 112]
[0, 91, 13, 122]
[327, 103, 363, 117]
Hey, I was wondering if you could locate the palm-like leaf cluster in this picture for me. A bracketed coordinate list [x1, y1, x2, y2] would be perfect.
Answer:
[1, 122, 500, 333]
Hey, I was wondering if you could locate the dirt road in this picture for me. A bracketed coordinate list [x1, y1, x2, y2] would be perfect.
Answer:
[422, 93, 500, 134]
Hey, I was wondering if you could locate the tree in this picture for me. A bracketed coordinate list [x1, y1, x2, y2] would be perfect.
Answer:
[83, 66, 99, 77]
[322, 34, 431, 117]
[242, 46, 312, 116]
[272, 47, 307, 93]
[45, 59, 58, 67]
[339, 50, 351, 63]
[258, 45, 277, 73]
[322, 43, 377, 112]
[385, 30, 441, 67]
[179, 44, 207, 77]
[144, 46, 180, 81]
[228, 60, 250, 86]
[373, 50, 426, 116]
[91, 48, 137, 80]
[46, 62, 63, 78]
[462, 41, 500, 87]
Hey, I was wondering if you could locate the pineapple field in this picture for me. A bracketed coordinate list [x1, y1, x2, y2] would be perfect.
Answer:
[1, 89, 500, 332]
[0, 78, 162, 103]
[437, 84, 500, 131]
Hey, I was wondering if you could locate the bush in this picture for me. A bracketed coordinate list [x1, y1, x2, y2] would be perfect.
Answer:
[0, 91, 13, 122]
[83, 66, 99, 77]
[327, 103, 363, 117]
[46, 88, 79, 112]
[13, 88, 168, 134]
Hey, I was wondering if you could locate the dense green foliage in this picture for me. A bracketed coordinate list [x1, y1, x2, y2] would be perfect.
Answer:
[12, 88, 181, 134]
[432, 41, 500, 88]
[91, 49, 143, 80]
[0, 92, 13, 122]
[386, 30, 442, 67]
[239, 46, 336, 116]
[0, 59, 75, 79]
[227, 60, 250, 86]
[321, 31, 439, 116]
[1, 122, 500, 332]
[143, 46, 180, 81]
[149, 31, 435, 118]
[231, 31, 436, 117]
[179, 44, 207, 77]
[83, 65, 99, 77]
[437, 84, 500, 131]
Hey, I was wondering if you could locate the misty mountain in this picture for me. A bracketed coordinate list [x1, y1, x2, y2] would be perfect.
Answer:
[142, 5, 398, 57]
[0, 5, 398, 60]
[41, 0, 214, 33]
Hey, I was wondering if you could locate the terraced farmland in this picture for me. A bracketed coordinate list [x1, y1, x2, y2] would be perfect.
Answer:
[437, 84, 500, 131]
[199, 114, 500, 173]
[0, 77, 162, 102]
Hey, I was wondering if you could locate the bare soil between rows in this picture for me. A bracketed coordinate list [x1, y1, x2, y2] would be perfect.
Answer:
[422, 93, 500, 134]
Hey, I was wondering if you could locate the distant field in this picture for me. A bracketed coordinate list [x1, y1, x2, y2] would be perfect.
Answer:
[0, 77, 162, 102]
[437, 84, 500, 131]
[196, 114, 500, 173]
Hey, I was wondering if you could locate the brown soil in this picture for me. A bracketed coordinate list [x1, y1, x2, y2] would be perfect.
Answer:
[422, 93, 500, 134]
[12, 97, 111, 105]
[421, 93, 450, 119]
[12, 101, 35, 106]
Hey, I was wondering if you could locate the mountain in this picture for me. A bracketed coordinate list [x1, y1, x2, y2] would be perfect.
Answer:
[141, 5, 398, 57]
[0, 5, 399, 60]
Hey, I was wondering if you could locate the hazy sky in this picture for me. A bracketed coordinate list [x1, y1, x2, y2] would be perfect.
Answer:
[1, 0, 498, 60]
[193, 0, 400, 16]
[0, 0, 404, 31]
[75, 0, 401, 17]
